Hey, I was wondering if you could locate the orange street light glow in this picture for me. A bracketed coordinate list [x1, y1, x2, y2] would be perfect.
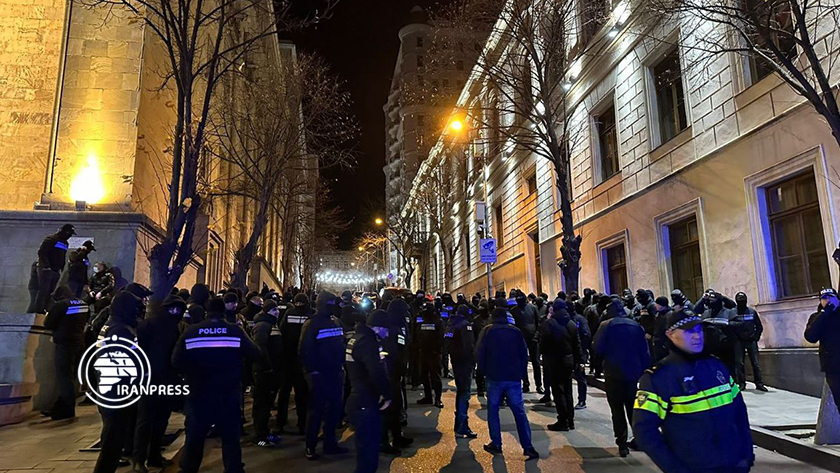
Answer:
[450, 120, 464, 132]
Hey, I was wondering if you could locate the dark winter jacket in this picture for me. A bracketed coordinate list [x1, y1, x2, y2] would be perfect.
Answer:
[66, 248, 92, 287]
[88, 268, 115, 298]
[38, 232, 69, 272]
[540, 309, 582, 370]
[593, 301, 650, 381]
[634, 349, 753, 473]
[137, 295, 186, 384]
[280, 304, 313, 363]
[476, 309, 528, 382]
[345, 323, 391, 410]
[299, 311, 345, 374]
[732, 307, 763, 342]
[445, 307, 475, 366]
[571, 313, 592, 351]
[185, 283, 211, 325]
[252, 311, 283, 373]
[386, 299, 411, 372]
[417, 307, 444, 357]
[805, 303, 840, 374]
[44, 286, 89, 346]
[172, 311, 261, 395]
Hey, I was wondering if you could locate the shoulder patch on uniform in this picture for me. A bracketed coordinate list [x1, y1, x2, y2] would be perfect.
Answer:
[636, 391, 649, 405]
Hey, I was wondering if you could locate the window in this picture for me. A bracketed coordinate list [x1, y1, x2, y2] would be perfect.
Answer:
[652, 49, 688, 144]
[605, 244, 628, 294]
[766, 172, 831, 298]
[744, 0, 797, 85]
[669, 217, 704, 303]
[493, 203, 504, 248]
[417, 55, 424, 68]
[527, 174, 538, 195]
[416, 37, 424, 48]
[595, 103, 619, 181]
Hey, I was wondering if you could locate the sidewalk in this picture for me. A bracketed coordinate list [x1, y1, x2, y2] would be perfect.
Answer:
[0, 403, 184, 473]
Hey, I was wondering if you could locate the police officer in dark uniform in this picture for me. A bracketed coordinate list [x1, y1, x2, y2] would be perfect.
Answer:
[251, 300, 284, 447]
[277, 292, 312, 434]
[473, 299, 490, 398]
[299, 291, 348, 459]
[439, 293, 455, 378]
[132, 294, 186, 472]
[44, 285, 89, 420]
[408, 291, 426, 390]
[634, 310, 754, 472]
[382, 300, 414, 449]
[416, 303, 444, 408]
[184, 283, 210, 325]
[512, 291, 540, 394]
[66, 240, 95, 297]
[34, 223, 75, 313]
[445, 305, 477, 438]
[346, 310, 392, 473]
[699, 290, 740, 381]
[806, 288, 840, 416]
[670, 289, 695, 312]
[172, 297, 261, 473]
[540, 299, 582, 431]
[341, 302, 366, 426]
[93, 291, 143, 473]
[732, 292, 767, 391]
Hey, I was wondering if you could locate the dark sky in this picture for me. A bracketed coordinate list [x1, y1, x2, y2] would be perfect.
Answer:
[290, 0, 450, 249]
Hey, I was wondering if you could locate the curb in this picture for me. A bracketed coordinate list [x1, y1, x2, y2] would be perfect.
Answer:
[585, 375, 840, 471]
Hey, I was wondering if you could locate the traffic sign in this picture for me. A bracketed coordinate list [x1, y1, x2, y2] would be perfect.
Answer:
[479, 238, 497, 263]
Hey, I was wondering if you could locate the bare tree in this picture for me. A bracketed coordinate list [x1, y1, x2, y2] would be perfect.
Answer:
[643, 0, 840, 148]
[355, 232, 389, 289]
[79, 0, 338, 300]
[414, 151, 469, 291]
[386, 209, 423, 289]
[427, 0, 611, 293]
[207, 51, 355, 293]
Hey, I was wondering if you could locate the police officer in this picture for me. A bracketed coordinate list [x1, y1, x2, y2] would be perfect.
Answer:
[341, 302, 366, 427]
[172, 297, 261, 473]
[732, 292, 767, 392]
[634, 310, 754, 472]
[93, 291, 143, 473]
[184, 283, 211, 325]
[66, 240, 95, 297]
[34, 223, 76, 313]
[132, 294, 186, 472]
[805, 288, 840, 416]
[570, 302, 591, 410]
[277, 292, 312, 434]
[634, 289, 657, 344]
[408, 291, 426, 390]
[299, 291, 348, 459]
[43, 285, 89, 420]
[417, 302, 444, 408]
[512, 291, 540, 394]
[670, 289, 695, 312]
[439, 293, 455, 378]
[652, 297, 673, 363]
[368, 310, 401, 454]
[346, 310, 392, 473]
[223, 292, 240, 324]
[383, 299, 413, 448]
[251, 300, 284, 447]
[540, 300, 582, 431]
[699, 290, 740, 381]
[592, 298, 650, 457]
[446, 305, 477, 438]
[473, 299, 490, 398]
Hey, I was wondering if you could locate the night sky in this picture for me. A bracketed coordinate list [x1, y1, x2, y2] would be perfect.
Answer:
[290, 0, 451, 249]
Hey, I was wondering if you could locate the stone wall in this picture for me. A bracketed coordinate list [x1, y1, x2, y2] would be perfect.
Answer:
[0, 211, 145, 313]
[48, 3, 143, 207]
[0, 0, 67, 210]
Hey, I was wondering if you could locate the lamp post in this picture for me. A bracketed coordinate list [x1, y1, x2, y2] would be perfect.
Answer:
[449, 119, 493, 298]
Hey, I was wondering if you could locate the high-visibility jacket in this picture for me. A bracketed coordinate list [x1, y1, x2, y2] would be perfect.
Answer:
[633, 350, 754, 473]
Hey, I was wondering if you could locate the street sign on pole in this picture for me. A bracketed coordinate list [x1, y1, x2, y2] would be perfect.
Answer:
[479, 238, 497, 263]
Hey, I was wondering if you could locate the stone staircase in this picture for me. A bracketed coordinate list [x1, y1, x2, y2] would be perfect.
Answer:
[0, 312, 57, 426]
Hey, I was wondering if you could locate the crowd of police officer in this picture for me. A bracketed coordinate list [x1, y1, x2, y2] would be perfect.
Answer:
[37, 221, 830, 473]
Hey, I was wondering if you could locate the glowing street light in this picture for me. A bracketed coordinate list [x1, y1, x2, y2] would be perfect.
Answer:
[450, 119, 464, 132]
[374, 217, 384, 226]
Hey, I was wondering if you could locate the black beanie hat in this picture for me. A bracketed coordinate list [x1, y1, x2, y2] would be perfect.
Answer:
[655, 296, 670, 307]
[223, 292, 238, 304]
[264, 300, 279, 314]
[294, 293, 309, 307]
[207, 297, 225, 314]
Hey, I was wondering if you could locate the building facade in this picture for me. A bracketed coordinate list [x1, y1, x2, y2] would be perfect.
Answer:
[404, 0, 840, 395]
[0, 0, 311, 312]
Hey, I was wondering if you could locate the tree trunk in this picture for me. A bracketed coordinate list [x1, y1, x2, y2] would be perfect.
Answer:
[230, 198, 270, 293]
[552, 150, 581, 294]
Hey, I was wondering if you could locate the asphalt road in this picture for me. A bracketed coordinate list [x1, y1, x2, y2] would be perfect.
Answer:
[181, 377, 828, 473]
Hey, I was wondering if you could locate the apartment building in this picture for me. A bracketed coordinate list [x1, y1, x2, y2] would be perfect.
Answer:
[405, 0, 840, 395]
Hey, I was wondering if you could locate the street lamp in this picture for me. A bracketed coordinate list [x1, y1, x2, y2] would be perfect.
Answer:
[374, 217, 384, 226]
[447, 114, 493, 298]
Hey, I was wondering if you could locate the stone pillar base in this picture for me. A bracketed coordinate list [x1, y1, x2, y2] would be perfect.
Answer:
[0, 312, 57, 425]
